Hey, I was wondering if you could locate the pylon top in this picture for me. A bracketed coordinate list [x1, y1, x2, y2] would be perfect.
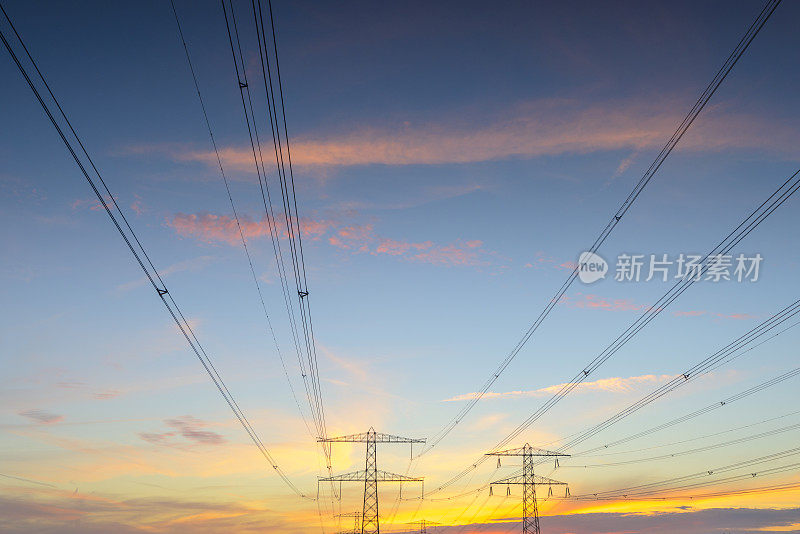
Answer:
[319, 429, 425, 444]
[486, 443, 570, 457]
[319, 468, 423, 482]
[490, 473, 568, 486]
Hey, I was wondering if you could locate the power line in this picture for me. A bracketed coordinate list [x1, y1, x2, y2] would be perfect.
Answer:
[587, 408, 800, 458]
[428, 165, 800, 496]
[0, 2, 311, 500]
[563, 479, 800, 502]
[550, 299, 800, 454]
[168, 0, 315, 441]
[461, 366, 800, 501]
[0, 472, 56, 488]
[419, 0, 783, 457]
[578, 366, 800, 457]
[220, 0, 337, 519]
[217, 0, 325, 446]
[418, 301, 800, 505]
[216, 0, 330, 464]
[252, 0, 330, 447]
[560, 421, 800, 469]
[573, 446, 800, 499]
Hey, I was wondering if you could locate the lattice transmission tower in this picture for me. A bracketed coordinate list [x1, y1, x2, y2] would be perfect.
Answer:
[487, 444, 570, 534]
[405, 519, 441, 533]
[335, 511, 362, 534]
[320, 428, 425, 534]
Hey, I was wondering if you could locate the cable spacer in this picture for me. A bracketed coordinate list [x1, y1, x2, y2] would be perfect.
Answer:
[157, 288, 168, 296]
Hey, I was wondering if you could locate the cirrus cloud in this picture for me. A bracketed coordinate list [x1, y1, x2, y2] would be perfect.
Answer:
[443, 373, 674, 402]
[18, 409, 64, 425]
[125, 96, 800, 171]
[168, 212, 495, 267]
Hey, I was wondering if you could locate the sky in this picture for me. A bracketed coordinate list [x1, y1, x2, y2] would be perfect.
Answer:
[1, 0, 800, 532]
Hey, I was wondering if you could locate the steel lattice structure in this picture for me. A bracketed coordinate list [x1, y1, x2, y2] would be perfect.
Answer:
[487, 444, 569, 534]
[320, 428, 425, 533]
[406, 519, 441, 533]
[335, 512, 362, 534]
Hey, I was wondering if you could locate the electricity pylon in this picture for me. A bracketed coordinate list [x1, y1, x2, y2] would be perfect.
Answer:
[405, 519, 441, 533]
[336, 511, 361, 534]
[320, 428, 425, 534]
[486, 444, 570, 534]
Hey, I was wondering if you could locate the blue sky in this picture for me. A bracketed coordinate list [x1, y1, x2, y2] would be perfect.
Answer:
[1, 0, 800, 532]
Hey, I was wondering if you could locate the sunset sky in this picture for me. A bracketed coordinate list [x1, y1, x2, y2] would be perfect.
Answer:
[1, 0, 800, 532]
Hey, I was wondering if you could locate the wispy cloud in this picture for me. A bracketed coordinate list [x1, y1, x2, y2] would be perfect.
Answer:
[443, 374, 674, 402]
[0, 174, 47, 202]
[559, 293, 755, 321]
[607, 151, 639, 185]
[126, 97, 799, 170]
[139, 416, 226, 448]
[328, 223, 491, 266]
[70, 195, 115, 211]
[168, 212, 495, 267]
[168, 212, 332, 246]
[130, 194, 145, 215]
[674, 310, 707, 317]
[18, 409, 64, 424]
[715, 312, 759, 321]
[557, 293, 662, 313]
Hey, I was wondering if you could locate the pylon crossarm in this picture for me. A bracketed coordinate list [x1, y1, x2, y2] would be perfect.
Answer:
[320, 469, 424, 482]
[486, 444, 570, 457]
[490, 474, 567, 486]
[319, 429, 425, 443]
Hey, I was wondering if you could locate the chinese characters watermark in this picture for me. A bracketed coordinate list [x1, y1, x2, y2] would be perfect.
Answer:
[577, 252, 762, 284]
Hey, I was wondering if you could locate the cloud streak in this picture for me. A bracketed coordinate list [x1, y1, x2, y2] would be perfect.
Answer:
[168, 212, 333, 246]
[18, 409, 64, 425]
[130, 97, 799, 170]
[443, 374, 674, 402]
[168, 212, 494, 267]
[139, 416, 226, 448]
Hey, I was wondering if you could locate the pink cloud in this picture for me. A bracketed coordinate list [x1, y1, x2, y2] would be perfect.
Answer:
[558, 293, 661, 313]
[716, 312, 758, 321]
[674, 310, 707, 317]
[328, 223, 374, 251]
[330, 223, 491, 266]
[374, 237, 433, 256]
[168, 212, 333, 246]
[71, 195, 115, 211]
[171, 210, 494, 268]
[561, 297, 756, 322]
[525, 252, 578, 272]
[130, 195, 145, 215]
[410, 241, 489, 267]
[139, 416, 225, 448]
[131, 97, 799, 170]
